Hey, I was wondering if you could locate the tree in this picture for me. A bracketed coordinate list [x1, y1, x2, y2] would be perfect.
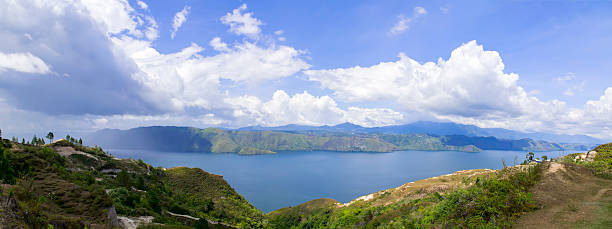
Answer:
[0, 128, 2, 139]
[117, 169, 130, 187]
[135, 176, 145, 190]
[0, 146, 15, 184]
[46, 132, 54, 144]
[78, 138, 83, 145]
[525, 152, 535, 163]
[194, 219, 210, 229]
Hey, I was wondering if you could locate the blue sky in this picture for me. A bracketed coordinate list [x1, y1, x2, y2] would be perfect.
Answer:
[0, 0, 611, 139]
[155, 0, 612, 105]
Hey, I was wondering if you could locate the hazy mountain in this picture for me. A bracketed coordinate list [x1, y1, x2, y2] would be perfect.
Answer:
[86, 126, 583, 154]
[239, 121, 603, 144]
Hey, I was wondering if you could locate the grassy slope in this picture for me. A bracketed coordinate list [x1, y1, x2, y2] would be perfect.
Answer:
[163, 167, 265, 227]
[0, 139, 265, 228]
[268, 164, 541, 228]
[0, 139, 113, 228]
[513, 143, 612, 228]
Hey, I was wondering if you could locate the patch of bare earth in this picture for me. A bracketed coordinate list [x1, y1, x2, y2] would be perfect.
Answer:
[514, 162, 612, 229]
[339, 168, 497, 208]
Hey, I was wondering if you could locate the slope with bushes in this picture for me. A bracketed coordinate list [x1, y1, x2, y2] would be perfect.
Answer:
[0, 138, 264, 228]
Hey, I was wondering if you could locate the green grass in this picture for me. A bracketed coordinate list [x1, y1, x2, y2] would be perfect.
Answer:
[566, 143, 612, 179]
[269, 164, 542, 228]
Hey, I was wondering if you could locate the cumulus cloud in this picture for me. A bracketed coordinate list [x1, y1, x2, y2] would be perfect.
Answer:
[390, 6, 427, 35]
[306, 40, 612, 138]
[306, 41, 540, 118]
[226, 90, 403, 127]
[0, 52, 51, 74]
[171, 6, 190, 39]
[220, 4, 262, 38]
[209, 37, 230, 52]
[0, 0, 157, 115]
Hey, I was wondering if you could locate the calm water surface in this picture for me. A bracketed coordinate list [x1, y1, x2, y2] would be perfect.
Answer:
[107, 149, 571, 212]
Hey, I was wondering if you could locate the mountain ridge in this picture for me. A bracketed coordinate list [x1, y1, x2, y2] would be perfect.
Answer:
[238, 121, 603, 144]
[86, 125, 590, 154]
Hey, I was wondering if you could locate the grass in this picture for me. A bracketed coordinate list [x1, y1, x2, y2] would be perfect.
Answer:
[268, 164, 542, 228]
[0, 138, 266, 228]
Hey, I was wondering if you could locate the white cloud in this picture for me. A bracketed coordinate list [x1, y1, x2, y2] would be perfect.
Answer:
[220, 4, 262, 38]
[345, 107, 404, 127]
[554, 72, 575, 82]
[0, 52, 51, 74]
[274, 30, 284, 35]
[81, 0, 140, 36]
[390, 6, 427, 35]
[0, 0, 310, 117]
[209, 37, 230, 52]
[0, 0, 155, 115]
[414, 6, 427, 16]
[137, 1, 148, 10]
[305, 40, 612, 139]
[226, 90, 403, 127]
[171, 6, 190, 39]
[306, 41, 536, 118]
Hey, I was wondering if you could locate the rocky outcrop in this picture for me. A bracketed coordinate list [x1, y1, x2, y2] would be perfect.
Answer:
[107, 206, 120, 228]
[573, 150, 598, 162]
[118, 216, 154, 229]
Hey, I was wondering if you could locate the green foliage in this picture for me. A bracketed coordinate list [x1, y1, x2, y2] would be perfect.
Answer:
[569, 143, 612, 179]
[46, 132, 54, 143]
[117, 169, 131, 187]
[271, 164, 542, 229]
[0, 144, 16, 184]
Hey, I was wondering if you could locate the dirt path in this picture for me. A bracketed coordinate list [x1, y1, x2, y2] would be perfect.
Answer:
[593, 188, 612, 199]
[513, 162, 612, 229]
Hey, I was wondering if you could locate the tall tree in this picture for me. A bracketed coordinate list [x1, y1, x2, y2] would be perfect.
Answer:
[46, 132, 54, 144]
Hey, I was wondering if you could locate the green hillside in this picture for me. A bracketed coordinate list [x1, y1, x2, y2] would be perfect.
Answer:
[0, 138, 263, 228]
[89, 126, 583, 154]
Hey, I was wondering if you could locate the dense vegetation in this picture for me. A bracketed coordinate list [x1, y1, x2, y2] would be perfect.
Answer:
[0, 137, 262, 228]
[566, 143, 612, 179]
[89, 126, 576, 155]
[0, 138, 113, 227]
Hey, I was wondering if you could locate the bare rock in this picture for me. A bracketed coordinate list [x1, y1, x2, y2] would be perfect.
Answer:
[107, 206, 120, 228]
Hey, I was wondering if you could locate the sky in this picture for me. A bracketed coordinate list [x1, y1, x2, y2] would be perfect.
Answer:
[0, 0, 611, 140]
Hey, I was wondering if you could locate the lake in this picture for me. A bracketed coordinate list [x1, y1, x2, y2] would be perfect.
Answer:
[107, 149, 571, 212]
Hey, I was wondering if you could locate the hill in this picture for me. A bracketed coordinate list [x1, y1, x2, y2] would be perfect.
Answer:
[0, 138, 262, 228]
[240, 121, 604, 144]
[87, 126, 580, 154]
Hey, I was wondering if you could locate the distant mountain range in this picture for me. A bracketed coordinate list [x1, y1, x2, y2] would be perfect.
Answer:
[239, 121, 603, 144]
[86, 123, 597, 154]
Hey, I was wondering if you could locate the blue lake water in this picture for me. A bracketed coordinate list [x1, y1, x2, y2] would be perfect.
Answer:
[107, 149, 572, 212]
